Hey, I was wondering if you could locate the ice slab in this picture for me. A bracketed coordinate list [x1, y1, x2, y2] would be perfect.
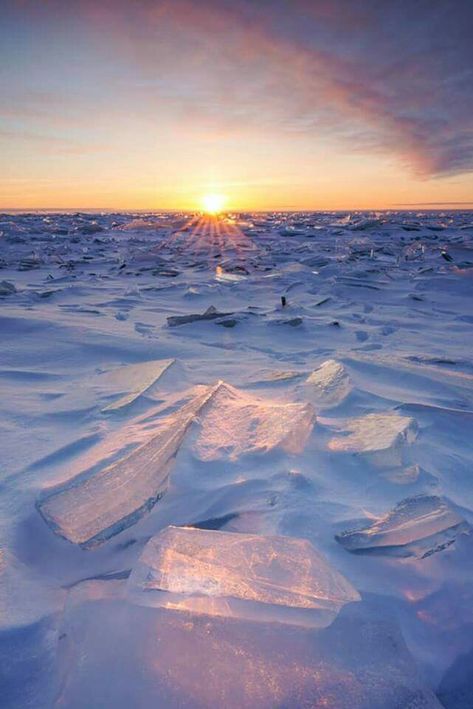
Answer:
[328, 412, 417, 467]
[303, 359, 352, 408]
[194, 381, 316, 461]
[99, 358, 175, 412]
[336, 496, 470, 558]
[167, 305, 232, 327]
[127, 526, 360, 627]
[37, 385, 218, 547]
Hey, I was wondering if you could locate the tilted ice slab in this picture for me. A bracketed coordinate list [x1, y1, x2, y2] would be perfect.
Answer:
[302, 359, 352, 409]
[328, 412, 417, 467]
[167, 305, 233, 327]
[127, 526, 360, 627]
[336, 496, 470, 558]
[99, 358, 175, 412]
[193, 381, 316, 461]
[37, 385, 219, 547]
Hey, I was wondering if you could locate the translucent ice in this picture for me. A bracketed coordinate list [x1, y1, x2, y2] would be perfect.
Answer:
[328, 412, 417, 467]
[99, 358, 175, 412]
[127, 526, 360, 626]
[194, 381, 316, 461]
[336, 496, 470, 558]
[303, 359, 352, 409]
[37, 382, 313, 546]
[37, 385, 218, 547]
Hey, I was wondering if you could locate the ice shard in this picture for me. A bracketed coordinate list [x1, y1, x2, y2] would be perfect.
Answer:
[328, 412, 417, 467]
[302, 359, 352, 409]
[99, 358, 175, 412]
[336, 496, 470, 558]
[37, 385, 218, 547]
[127, 526, 360, 626]
[167, 305, 232, 327]
[193, 381, 316, 461]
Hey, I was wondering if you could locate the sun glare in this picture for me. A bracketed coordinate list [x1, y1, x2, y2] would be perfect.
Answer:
[202, 193, 226, 215]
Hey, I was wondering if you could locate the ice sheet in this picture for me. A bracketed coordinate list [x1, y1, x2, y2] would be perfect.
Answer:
[1, 209, 472, 704]
[52, 592, 441, 709]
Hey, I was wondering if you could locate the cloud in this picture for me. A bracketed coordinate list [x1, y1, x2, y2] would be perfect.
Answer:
[4, 0, 473, 176]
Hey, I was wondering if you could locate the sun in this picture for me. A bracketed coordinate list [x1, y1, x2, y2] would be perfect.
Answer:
[202, 193, 226, 215]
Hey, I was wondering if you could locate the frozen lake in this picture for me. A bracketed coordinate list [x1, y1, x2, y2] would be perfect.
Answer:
[1, 210, 472, 708]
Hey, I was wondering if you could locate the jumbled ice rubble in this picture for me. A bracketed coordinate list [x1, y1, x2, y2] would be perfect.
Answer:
[37, 381, 316, 547]
[36, 364, 432, 637]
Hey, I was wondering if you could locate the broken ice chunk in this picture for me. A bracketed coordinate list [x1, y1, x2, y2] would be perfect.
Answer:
[37, 385, 218, 548]
[328, 412, 417, 467]
[336, 496, 470, 558]
[302, 359, 352, 409]
[167, 305, 232, 327]
[127, 526, 360, 627]
[99, 358, 176, 412]
[194, 381, 316, 461]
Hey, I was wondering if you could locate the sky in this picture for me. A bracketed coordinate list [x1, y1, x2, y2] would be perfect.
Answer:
[1, 0, 472, 211]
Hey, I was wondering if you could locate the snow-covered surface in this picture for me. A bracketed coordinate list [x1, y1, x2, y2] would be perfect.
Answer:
[1, 210, 472, 707]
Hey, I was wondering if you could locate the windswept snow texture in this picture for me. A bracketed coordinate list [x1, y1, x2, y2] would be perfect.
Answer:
[336, 496, 470, 558]
[1, 210, 473, 707]
[128, 526, 359, 626]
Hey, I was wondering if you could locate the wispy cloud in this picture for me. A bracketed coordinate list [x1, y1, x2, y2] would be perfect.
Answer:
[3, 0, 473, 179]
[71, 0, 473, 177]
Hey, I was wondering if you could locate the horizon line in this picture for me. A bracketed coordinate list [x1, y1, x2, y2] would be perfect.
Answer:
[2, 205, 473, 214]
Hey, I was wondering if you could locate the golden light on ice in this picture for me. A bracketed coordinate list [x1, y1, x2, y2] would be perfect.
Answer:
[202, 193, 226, 214]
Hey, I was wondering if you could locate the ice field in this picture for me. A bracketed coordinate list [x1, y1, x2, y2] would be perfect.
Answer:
[1, 210, 473, 707]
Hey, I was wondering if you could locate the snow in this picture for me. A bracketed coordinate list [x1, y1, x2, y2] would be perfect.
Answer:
[1, 209, 472, 706]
